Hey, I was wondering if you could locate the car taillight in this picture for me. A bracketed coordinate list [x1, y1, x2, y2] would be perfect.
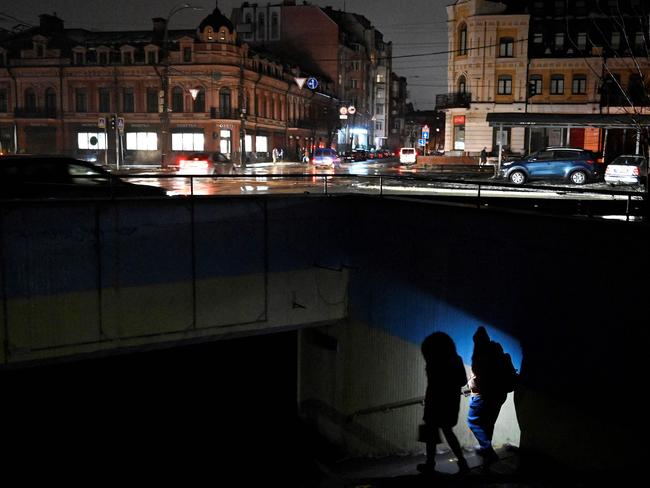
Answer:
[633, 167, 640, 176]
[180, 159, 208, 166]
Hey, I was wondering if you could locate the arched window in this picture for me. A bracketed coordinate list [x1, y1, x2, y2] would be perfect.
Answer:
[24, 88, 36, 111]
[45, 87, 56, 114]
[192, 87, 205, 113]
[219, 87, 231, 117]
[257, 12, 266, 39]
[270, 12, 280, 39]
[458, 75, 467, 94]
[243, 13, 253, 40]
[172, 86, 184, 112]
[458, 23, 468, 55]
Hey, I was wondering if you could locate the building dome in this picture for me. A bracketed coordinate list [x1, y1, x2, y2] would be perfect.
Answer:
[198, 5, 234, 34]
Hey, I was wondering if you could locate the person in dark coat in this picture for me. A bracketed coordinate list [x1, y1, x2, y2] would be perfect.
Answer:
[418, 332, 470, 475]
[480, 147, 488, 167]
[467, 326, 508, 469]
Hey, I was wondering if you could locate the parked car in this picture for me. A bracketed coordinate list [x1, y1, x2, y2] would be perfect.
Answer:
[604, 154, 648, 186]
[342, 150, 367, 162]
[311, 148, 341, 167]
[0, 155, 167, 199]
[399, 147, 417, 165]
[174, 152, 233, 174]
[499, 147, 599, 185]
[368, 148, 392, 159]
[352, 150, 368, 162]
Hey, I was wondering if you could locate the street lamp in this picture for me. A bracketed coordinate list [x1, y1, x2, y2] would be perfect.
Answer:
[160, 3, 203, 168]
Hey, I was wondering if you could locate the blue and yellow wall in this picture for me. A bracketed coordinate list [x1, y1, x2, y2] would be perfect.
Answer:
[2, 195, 647, 473]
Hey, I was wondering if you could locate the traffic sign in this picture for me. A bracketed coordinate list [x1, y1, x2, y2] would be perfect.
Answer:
[306, 77, 319, 90]
[422, 130, 429, 140]
[295, 77, 307, 89]
[348, 105, 356, 114]
[418, 138, 426, 146]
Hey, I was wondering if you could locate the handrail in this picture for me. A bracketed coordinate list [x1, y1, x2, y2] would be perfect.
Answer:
[115, 171, 647, 196]
[2, 172, 646, 221]
[348, 396, 425, 421]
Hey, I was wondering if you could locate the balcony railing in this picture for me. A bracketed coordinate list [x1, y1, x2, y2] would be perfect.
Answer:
[14, 107, 58, 118]
[435, 92, 471, 110]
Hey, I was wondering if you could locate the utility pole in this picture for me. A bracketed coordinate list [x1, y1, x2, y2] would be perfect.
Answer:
[159, 3, 203, 168]
[239, 51, 247, 167]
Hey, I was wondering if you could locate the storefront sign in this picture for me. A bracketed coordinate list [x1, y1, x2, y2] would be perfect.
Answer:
[453, 115, 466, 126]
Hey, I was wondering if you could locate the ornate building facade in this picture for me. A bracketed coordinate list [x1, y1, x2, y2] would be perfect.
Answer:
[440, 0, 650, 161]
[231, 1, 393, 152]
[0, 8, 339, 165]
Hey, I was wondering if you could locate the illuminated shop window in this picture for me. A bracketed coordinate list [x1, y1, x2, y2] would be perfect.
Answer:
[78, 132, 107, 150]
[172, 132, 204, 151]
[126, 132, 158, 151]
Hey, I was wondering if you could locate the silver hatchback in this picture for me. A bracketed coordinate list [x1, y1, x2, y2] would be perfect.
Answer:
[604, 155, 647, 186]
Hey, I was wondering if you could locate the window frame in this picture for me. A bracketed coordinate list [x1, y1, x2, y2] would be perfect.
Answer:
[550, 75, 565, 95]
[499, 37, 514, 57]
[458, 24, 468, 56]
[572, 75, 587, 95]
[497, 75, 513, 95]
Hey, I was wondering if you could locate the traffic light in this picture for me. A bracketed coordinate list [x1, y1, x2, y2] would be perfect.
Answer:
[528, 81, 537, 98]
[110, 115, 116, 130]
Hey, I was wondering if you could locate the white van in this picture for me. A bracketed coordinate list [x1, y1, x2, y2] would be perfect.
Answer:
[399, 147, 417, 165]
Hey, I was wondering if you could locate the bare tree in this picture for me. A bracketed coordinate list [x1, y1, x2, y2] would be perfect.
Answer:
[582, 0, 650, 159]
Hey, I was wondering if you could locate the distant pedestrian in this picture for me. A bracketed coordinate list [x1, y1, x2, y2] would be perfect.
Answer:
[302, 147, 310, 163]
[278, 148, 284, 161]
[418, 332, 470, 476]
[467, 326, 517, 470]
[272, 147, 278, 163]
[480, 147, 488, 167]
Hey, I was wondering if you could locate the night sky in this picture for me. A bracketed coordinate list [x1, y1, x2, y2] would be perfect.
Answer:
[0, 0, 450, 109]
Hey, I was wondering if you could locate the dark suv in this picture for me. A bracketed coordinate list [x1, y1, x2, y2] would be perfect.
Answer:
[499, 147, 600, 185]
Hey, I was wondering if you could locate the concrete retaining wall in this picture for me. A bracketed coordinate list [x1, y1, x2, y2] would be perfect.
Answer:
[299, 197, 649, 473]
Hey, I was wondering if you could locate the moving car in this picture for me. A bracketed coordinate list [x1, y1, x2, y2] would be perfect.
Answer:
[175, 152, 232, 174]
[399, 147, 417, 165]
[0, 155, 167, 199]
[499, 147, 599, 185]
[311, 148, 341, 167]
[604, 154, 648, 186]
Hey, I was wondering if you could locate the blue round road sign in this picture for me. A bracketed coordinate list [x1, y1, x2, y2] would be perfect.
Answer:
[306, 77, 319, 90]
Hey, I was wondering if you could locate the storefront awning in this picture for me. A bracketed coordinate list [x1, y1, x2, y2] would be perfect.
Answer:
[486, 112, 650, 129]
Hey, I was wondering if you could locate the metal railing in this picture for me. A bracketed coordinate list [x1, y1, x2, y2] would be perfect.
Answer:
[348, 396, 425, 421]
[435, 92, 471, 109]
[2, 172, 647, 222]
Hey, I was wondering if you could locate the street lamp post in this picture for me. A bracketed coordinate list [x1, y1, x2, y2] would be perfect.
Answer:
[160, 3, 203, 168]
